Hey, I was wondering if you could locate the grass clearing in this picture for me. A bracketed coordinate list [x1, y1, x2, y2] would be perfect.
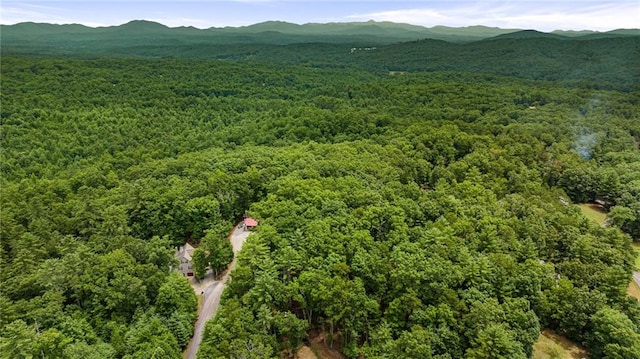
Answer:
[533, 329, 588, 359]
[628, 281, 640, 301]
[577, 203, 607, 226]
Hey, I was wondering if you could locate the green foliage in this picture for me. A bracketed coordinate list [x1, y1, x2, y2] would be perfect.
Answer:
[465, 324, 527, 359]
[2, 23, 639, 90]
[2, 50, 639, 358]
[122, 314, 181, 359]
[63, 342, 117, 359]
[164, 311, 195, 349]
[191, 248, 208, 280]
[202, 230, 234, 276]
[198, 299, 278, 359]
[154, 273, 197, 348]
[586, 307, 640, 359]
[0, 320, 38, 359]
[0, 320, 116, 359]
[155, 272, 197, 318]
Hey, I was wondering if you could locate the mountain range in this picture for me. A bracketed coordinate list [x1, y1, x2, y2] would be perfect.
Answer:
[3, 19, 639, 47]
[2, 20, 639, 91]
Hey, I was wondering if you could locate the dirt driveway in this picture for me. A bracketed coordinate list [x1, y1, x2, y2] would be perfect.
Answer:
[184, 223, 252, 359]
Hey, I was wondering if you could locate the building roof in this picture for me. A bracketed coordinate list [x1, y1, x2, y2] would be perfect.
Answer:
[176, 243, 195, 261]
[245, 217, 258, 227]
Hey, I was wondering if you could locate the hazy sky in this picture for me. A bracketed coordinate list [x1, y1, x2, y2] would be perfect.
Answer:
[1, 1, 638, 31]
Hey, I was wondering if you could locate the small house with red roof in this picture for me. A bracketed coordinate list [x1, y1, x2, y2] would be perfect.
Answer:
[243, 217, 258, 231]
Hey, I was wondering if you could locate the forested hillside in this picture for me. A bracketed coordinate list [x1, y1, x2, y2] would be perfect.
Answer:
[1, 29, 639, 359]
[3, 21, 638, 91]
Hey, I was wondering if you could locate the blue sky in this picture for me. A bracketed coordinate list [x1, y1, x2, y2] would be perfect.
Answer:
[1, 1, 638, 31]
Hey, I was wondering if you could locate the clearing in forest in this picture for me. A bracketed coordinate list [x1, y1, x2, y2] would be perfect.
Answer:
[577, 203, 607, 226]
[294, 331, 345, 359]
[628, 281, 640, 301]
[295, 346, 318, 359]
[532, 329, 588, 359]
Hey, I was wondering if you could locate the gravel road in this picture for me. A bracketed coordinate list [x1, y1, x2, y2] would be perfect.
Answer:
[185, 224, 252, 359]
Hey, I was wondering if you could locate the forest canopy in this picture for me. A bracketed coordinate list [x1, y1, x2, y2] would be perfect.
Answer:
[1, 30, 639, 359]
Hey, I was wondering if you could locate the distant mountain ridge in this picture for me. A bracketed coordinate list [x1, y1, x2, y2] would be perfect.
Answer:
[3, 19, 638, 46]
[2, 19, 639, 91]
[491, 30, 568, 40]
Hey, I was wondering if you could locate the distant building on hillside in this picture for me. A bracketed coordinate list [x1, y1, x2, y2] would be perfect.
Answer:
[175, 243, 195, 277]
[243, 217, 258, 231]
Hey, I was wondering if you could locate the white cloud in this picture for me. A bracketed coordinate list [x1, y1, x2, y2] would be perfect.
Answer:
[347, 8, 449, 24]
[346, 1, 640, 31]
[1, 1, 638, 30]
[1, 4, 62, 24]
[146, 17, 211, 28]
[0, 2, 105, 26]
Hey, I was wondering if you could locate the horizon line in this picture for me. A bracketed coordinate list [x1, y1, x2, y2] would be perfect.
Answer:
[3, 19, 638, 33]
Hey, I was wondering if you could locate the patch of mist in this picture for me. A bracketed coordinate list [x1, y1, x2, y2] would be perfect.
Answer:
[572, 92, 603, 160]
[573, 130, 597, 159]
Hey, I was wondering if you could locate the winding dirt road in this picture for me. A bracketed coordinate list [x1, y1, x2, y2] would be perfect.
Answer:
[633, 272, 640, 292]
[185, 224, 252, 359]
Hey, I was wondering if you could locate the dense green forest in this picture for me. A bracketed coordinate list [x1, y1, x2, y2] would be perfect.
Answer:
[3, 21, 640, 90]
[1, 28, 640, 359]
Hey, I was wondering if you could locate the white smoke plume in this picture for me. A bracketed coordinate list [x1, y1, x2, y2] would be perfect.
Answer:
[574, 131, 597, 159]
